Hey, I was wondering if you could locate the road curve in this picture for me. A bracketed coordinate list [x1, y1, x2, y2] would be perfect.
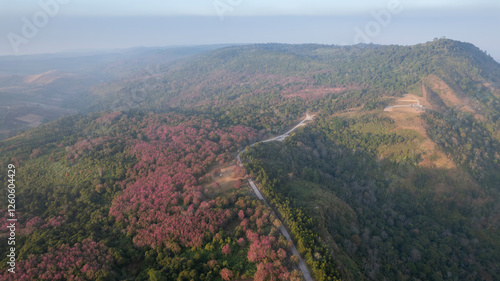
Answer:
[237, 113, 314, 165]
[238, 113, 315, 281]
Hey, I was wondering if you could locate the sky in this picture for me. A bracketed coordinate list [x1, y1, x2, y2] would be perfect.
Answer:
[0, 0, 499, 61]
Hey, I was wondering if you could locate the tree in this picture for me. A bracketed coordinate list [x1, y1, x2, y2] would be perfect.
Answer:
[220, 268, 233, 280]
[222, 244, 232, 255]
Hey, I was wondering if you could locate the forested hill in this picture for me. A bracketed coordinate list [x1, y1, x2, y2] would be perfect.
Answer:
[89, 39, 499, 112]
[1, 39, 499, 280]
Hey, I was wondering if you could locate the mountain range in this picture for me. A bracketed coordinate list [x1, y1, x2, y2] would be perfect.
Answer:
[1, 38, 499, 280]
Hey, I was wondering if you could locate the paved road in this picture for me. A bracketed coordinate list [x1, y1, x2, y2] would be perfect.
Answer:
[248, 180, 264, 200]
[262, 113, 314, 143]
[237, 113, 314, 166]
[248, 180, 313, 281]
[238, 113, 315, 281]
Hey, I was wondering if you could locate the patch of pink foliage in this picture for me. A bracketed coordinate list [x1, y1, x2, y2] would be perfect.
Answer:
[222, 244, 232, 255]
[220, 268, 234, 280]
[246, 227, 291, 280]
[0, 239, 113, 281]
[109, 119, 257, 249]
[0, 213, 65, 238]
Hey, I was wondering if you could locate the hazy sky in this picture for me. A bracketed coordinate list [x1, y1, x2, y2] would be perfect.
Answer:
[0, 0, 499, 61]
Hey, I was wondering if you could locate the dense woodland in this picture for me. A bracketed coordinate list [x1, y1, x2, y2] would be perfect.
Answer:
[242, 112, 500, 280]
[1, 39, 500, 280]
[0, 112, 305, 280]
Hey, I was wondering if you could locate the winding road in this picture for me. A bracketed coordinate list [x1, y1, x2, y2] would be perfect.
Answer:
[237, 113, 314, 165]
[237, 113, 315, 281]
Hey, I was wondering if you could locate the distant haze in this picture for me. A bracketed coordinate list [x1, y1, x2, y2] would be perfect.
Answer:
[0, 1, 499, 61]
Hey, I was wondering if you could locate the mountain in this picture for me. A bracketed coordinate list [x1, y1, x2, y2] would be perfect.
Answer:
[0, 39, 499, 280]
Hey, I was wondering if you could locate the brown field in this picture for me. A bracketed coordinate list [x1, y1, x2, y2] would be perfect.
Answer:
[15, 114, 44, 123]
[422, 75, 483, 116]
[384, 93, 456, 169]
[203, 160, 249, 197]
[0, 101, 76, 141]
